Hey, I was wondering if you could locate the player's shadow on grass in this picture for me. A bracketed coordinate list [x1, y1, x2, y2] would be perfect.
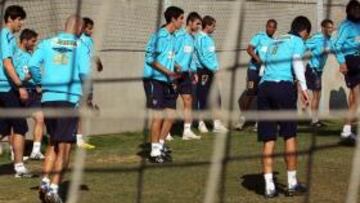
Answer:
[297, 120, 345, 136]
[329, 87, 348, 111]
[0, 163, 15, 176]
[170, 120, 185, 137]
[30, 180, 90, 201]
[297, 127, 341, 136]
[137, 142, 151, 158]
[241, 172, 287, 195]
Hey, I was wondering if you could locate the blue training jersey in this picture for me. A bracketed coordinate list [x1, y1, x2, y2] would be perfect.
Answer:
[193, 31, 219, 72]
[248, 31, 274, 71]
[305, 32, 332, 72]
[333, 19, 360, 65]
[261, 33, 306, 83]
[0, 27, 18, 92]
[28, 32, 92, 104]
[143, 27, 176, 83]
[174, 28, 196, 72]
[80, 33, 94, 57]
[13, 48, 36, 88]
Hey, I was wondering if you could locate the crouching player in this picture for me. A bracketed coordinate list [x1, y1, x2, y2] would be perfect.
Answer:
[258, 16, 311, 198]
[29, 15, 91, 203]
[14, 28, 45, 160]
[143, 6, 184, 163]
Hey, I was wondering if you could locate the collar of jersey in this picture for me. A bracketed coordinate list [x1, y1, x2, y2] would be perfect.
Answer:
[58, 32, 77, 39]
[288, 31, 302, 39]
[175, 27, 186, 36]
[159, 27, 172, 37]
[17, 48, 31, 55]
[199, 31, 208, 37]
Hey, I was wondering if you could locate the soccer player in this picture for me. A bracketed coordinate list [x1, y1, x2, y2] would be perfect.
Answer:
[81, 17, 103, 72]
[29, 15, 91, 202]
[258, 16, 311, 198]
[143, 6, 184, 163]
[333, 0, 360, 144]
[235, 19, 277, 131]
[0, 5, 33, 177]
[75, 17, 103, 149]
[194, 15, 228, 133]
[174, 12, 202, 140]
[305, 19, 334, 127]
[13, 28, 45, 160]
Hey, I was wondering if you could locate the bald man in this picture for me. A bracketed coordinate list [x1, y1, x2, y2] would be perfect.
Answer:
[28, 15, 92, 203]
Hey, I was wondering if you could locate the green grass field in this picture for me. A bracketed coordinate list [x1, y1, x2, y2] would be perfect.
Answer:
[0, 121, 358, 203]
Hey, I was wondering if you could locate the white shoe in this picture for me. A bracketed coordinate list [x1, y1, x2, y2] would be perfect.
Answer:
[340, 132, 357, 146]
[252, 123, 258, 132]
[340, 131, 356, 139]
[30, 152, 45, 160]
[182, 130, 201, 140]
[45, 190, 63, 203]
[340, 132, 357, 141]
[166, 133, 174, 141]
[213, 122, 229, 133]
[234, 117, 246, 130]
[198, 122, 209, 133]
[14, 165, 34, 178]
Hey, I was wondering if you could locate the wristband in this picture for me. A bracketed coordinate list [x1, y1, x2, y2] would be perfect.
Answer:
[16, 83, 24, 89]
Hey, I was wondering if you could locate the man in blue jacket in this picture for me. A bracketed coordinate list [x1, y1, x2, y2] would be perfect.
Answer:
[29, 15, 91, 203]
[76, 17, 102, 150]
[13, 28, 46, 160]
[194, 15, 228, 134]
[333, 0, 360, 145]
[174, 12, 202, 140]
[259, 16, 311, 198]
[236, 19, 277, 131]
[0, 5, 32, 178]
[305, 19, 334, 128]
[143, 6, 184, 163]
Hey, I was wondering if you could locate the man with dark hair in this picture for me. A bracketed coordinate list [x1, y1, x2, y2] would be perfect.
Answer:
[19, 28, 38, 41]
[13, 28, 45, 160]
[143, 6, 184, 163]
[3, 5, 26, 23]
[201, 15, 216, 30]
[81, 17, 102, 72]
[173, 12, 202, 140]
[258, 16, 311, 198]
[333, 0, 360, 145]
[29, 15, 91, 202]
[0, 5, 32, 178]
[164, 6, 184, 24]
[76, 16, 102, 150]
[194, 15, 228, 133]
[305, 19, 334, 128]
[83, 17, 94, 31]
[81, 17, 95, 53]
[235, 19, 277, 131]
